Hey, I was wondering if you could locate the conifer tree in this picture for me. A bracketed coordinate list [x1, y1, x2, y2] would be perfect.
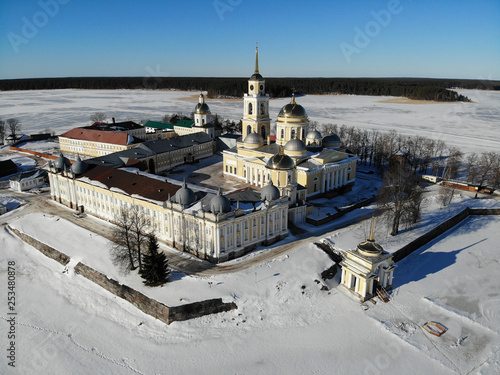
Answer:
[141, 234, 170, 286]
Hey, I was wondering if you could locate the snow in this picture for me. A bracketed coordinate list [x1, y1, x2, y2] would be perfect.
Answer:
[0, 154, 36, 176]
[1, 88, 499, 373]
[14, 140, 60, 155]
[0, 89, 498, 154]
[3, 209, 500, 373]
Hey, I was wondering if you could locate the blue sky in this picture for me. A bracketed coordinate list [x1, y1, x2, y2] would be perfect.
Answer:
[0, 0, 499, 79]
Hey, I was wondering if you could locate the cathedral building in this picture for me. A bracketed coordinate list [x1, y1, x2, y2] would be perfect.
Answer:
[48, 46, 358, 263]
[48, 154, 299, 263]
[222, 46, 358, 201]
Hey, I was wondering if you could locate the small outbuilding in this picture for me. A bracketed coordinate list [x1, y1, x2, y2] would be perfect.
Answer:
[340, 217, 396, 302]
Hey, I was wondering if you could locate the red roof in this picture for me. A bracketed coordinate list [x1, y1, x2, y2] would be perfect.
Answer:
[81, 165, 180, 203]
[60, 128, 135, 146]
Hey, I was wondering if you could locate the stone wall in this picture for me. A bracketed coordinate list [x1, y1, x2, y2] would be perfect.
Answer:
[8, 226, 70, 266]
[169, 299, 237, 323]
[393, 207, 500, 263]
[469, 208, 500, 215]
[74, 262, 172, 324]
[9, 226, 237, 324]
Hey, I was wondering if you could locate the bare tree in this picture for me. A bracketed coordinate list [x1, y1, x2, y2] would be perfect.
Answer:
[109, 206, 137, 273]
[474, 152, 499, 197]
[162, 114, 171, 123]
[377, 163, 421, 235]
[7, 118, 21, 140]
[439, 185, 456, 207]
[130, 205, 151, 271]
[0, 118, 5, 144]
[442, 147, 462, 179]
[465, 153, 479, 184]
[90, 112, 107, 123]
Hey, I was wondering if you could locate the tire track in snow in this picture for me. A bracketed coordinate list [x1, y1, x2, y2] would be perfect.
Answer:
[1, 316, 146, 375]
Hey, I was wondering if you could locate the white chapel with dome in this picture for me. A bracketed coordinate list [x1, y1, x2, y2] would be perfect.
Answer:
[223, 46, 358, 202]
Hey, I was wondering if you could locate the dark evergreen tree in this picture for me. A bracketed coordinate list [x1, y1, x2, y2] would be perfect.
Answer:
[140, 234, 170, 286]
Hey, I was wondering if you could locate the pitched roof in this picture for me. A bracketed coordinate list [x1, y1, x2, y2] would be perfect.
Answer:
[144, 121, 174, 130]
[85, 121, 143, 131]
[79, 165, 180, 203]
[59, 128, 141, 146]
[144, 119, 195, 130]
[174, 119, 195, 128]
[85, 132, 214, 168]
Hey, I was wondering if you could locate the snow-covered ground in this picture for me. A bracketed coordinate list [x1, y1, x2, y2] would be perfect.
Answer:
[0, 154, 36, 175]
[0, 89, 499, 154]
[2, 207, 499, 374]
[1, 88, 499, 374]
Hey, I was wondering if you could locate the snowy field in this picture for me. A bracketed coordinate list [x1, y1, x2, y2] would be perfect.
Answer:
[1, 209, 500, 374]
[1, 88, 500, 374]
[0, 89, 499, 154]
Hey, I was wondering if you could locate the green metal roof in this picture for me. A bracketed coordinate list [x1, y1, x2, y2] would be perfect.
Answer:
[174, 119, 195, 128]
[144, 120, 194, 130]
[144, 121, 174, 130]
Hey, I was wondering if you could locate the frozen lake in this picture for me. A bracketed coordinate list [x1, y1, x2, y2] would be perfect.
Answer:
[0, 89, 499, 154]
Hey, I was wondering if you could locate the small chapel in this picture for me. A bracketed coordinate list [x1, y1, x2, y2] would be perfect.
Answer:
[340, 217, 396, 302]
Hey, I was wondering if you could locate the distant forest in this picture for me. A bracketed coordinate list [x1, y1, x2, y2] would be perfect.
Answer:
[1, 77, 499, 102]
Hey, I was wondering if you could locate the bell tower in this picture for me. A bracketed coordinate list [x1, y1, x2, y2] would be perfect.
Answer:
[242, 43, 271, 143]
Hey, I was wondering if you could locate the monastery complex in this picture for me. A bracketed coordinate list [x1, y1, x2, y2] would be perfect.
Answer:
[49, 47, 361, 264]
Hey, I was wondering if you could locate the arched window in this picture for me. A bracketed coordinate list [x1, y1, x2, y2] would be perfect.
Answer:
[280, 129, 284, 139]
[261, 125, 266, 139]
[246, 125, 252, 136]
[202, 119, 205, 124]
[291, 129, 296, 139]
[260, 103, 265, 115]
[302, 128, 305, 139]
[248, 103, 253, 115]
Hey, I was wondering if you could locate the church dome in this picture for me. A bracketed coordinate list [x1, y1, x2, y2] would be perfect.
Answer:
[322, 133, 342, 148]
[71, 156, 88, 175]
[194, 94, 211, 114]
[250, 72, 263, 80]
[174, 180, 196, 206]
[357, 217, 384, 256]
[260, 181, 280, 201]
[284, 138, 307, 154]
[358, 239, 384, 256]
[278, 95, 307, 119]
[210, 190, 231, 214]
[54, 153, 71, 171]
[266, 147, 295, 170]
[306, 130, 322, 142]
[244, 132, 264, 149]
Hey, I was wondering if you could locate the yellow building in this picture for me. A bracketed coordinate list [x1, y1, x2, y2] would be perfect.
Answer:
[223, 47, 358, 200]
[48, 154, 294, 263]
[340, 218, 396, 302]
[59, 128, 141, 157]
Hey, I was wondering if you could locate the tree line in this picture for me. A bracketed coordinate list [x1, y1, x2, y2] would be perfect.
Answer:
[2, 77, 498, 101]
[312, 121, 500, 235]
